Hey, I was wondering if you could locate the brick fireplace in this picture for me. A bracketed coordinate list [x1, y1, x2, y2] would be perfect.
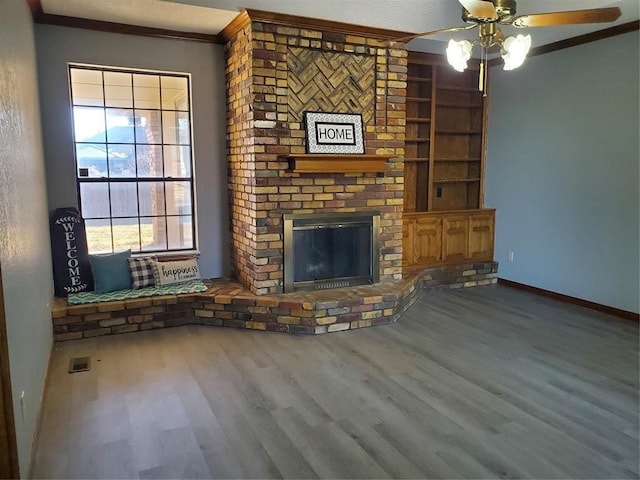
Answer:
[221, 10, 408, 295]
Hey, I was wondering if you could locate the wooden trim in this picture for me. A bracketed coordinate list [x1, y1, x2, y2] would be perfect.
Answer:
[25, 344, 53, 478]
[26, 0, 43, 20]
[528, 20, 639, 58]
[498, 278, 640, 322]
[33, 12, 220, 44]
[403, 208, 495, 218]
[28, 0, 639, 50]
[0, 263, 20, 479]
[489, 20, 640, 67]
[427, 65, 437, 211]
[219, 10, 251, 43]
[242, 9, 412, 40]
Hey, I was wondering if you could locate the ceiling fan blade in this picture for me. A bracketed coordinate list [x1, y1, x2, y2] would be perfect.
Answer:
[391, 24, 477, 43]
[459, 0, 498, 20]
[512, 7, 621, 28]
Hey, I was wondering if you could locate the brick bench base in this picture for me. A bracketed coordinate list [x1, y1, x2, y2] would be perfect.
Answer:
[51, 262, 498, 341]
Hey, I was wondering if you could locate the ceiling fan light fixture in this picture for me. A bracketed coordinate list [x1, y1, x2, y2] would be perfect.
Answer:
[446, 39, 473, 72]
[501, 33, 532, 70]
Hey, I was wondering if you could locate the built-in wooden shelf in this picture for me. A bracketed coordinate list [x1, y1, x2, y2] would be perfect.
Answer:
[436, 102, 483, 109]
[435, 129, 483, 135]
[285, 154, 394, 173]
[433, 178, 481, 184]
[437, 85, 480, 93]
[404, 51, 491, 255]
[406, 97, 432, 103]
[434, 157, 481, 162]
[404, 157, 430, 162]
[407, 76, 432, 83]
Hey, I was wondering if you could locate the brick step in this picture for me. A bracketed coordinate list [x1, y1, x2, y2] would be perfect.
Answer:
[51, 262, 498, 341]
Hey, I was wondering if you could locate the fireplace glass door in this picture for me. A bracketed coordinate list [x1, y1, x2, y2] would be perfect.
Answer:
[284, 212, 380, 292]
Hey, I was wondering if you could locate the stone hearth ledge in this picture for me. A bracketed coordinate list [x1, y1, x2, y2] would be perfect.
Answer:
[51, 262, 498, 341]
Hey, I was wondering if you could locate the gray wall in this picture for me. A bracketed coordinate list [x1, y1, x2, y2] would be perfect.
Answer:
[35, 25, 230, 278]
[485, 31, 639, 313]
[0, 0, 54, 475]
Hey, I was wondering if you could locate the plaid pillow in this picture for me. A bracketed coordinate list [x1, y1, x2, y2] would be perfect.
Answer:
[127, 257, 155, 289]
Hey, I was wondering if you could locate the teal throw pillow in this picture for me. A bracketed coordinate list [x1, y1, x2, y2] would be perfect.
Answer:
[89, 249, 132, 293]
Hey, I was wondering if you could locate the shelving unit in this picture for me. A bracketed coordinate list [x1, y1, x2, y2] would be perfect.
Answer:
[403, 51, 494, 268]
[403, 52, 487, 213]
[432, 62, 485, 212]
[404, 58, 434, 212]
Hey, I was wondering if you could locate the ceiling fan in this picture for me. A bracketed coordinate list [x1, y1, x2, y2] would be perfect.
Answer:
[395, 0, 621, 89]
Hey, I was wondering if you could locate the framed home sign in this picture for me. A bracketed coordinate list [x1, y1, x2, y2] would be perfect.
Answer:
[304, 112, 364, 154]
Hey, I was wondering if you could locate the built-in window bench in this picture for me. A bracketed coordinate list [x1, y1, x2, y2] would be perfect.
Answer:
[51, 262, 498, 342]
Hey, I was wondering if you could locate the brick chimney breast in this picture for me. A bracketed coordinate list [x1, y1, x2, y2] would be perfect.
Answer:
[224, 12, 407, 294]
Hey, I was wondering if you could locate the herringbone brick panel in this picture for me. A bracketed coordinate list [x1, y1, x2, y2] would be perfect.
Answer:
[288, 47, 375, 123]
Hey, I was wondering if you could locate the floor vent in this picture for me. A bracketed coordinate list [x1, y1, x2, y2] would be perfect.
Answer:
[68, 356, 91, 373]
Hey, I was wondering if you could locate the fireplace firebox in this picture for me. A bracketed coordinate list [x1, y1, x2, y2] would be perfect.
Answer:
[283, 212, 380, 293]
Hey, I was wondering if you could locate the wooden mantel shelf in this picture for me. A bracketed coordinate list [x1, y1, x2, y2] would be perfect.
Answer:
[285, 154, 395, 173]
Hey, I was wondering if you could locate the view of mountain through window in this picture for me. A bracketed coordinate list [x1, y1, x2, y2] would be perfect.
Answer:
[69, 65, 195, 254]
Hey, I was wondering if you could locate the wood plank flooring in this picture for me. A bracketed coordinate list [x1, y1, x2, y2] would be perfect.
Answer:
[31, 285, 639, 479]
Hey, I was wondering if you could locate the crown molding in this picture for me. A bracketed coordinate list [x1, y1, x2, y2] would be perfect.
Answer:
[27, 0, 219, 43]
[488, 20, 639, 67]
[24, 1, 639, 54]
[528, 20, 639, 58]
[231, 8, 412, 41]
[219, 9, 251, 43]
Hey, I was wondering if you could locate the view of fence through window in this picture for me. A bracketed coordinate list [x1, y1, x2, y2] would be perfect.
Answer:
[69, 65, 195, 254]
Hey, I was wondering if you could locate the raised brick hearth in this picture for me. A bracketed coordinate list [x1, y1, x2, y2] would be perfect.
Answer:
[51, 262, 498, 341]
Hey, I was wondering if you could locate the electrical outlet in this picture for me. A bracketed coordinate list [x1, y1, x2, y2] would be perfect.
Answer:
[507, 250, 514, 263]
[20, 391, 25, 421]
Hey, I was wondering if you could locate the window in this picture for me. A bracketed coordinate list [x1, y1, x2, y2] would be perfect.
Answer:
[69, 65, 196, 254]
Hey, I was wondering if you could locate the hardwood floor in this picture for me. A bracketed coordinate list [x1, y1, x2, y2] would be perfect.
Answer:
[31, 285, 639, 479]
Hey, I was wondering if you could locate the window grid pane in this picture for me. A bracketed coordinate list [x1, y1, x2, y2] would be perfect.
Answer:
[70, 65, 195, 254]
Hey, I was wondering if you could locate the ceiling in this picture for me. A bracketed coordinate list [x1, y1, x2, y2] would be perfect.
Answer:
[40, 0, 638, 51]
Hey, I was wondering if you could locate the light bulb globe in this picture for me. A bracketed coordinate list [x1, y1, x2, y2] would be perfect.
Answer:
[446, 39, 473, 72]
[501, 34, 531, 71]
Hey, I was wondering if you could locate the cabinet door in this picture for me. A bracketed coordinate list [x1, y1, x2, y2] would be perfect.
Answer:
[468, 212, 494, 260]
[402, 219, 415, 266]
[413, 216, 442, 265]
[442, 215, 469, 263]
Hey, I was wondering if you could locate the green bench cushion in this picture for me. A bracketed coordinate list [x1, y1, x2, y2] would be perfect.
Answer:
[67, 279, 208, 305]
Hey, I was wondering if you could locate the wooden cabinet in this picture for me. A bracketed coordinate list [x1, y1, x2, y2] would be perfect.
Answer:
[403, 52, 493, 268]
[404, 52, 487, 213]
[442, 214, 469, 263]
[468, 212, 495, 260]
[404, 215, 442, 265]
[403, 210, 495, 268]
